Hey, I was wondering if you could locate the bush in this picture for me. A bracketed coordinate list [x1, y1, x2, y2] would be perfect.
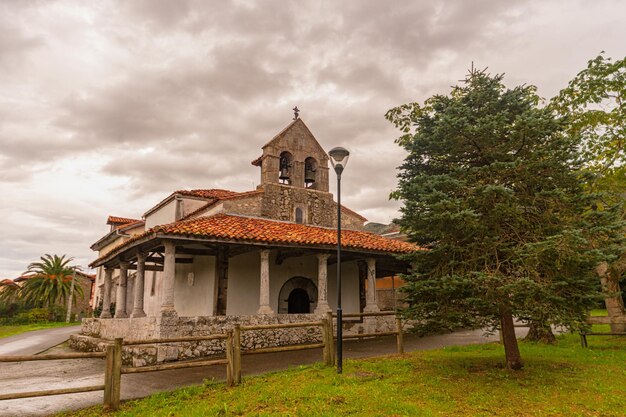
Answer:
[47, 305, 67, 322]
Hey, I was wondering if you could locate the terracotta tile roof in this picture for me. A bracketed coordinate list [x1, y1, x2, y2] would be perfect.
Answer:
[118, 219, 144, 230]
[176, 189, 241, 199]
[107, 216, 141, 225]
[91, 213, 419, 267]
[1, 278, 16, 286]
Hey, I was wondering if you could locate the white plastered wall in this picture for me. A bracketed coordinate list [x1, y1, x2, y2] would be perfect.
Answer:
[143, 269, 163, 317]
[226, 250, 360, 315]
[145, 199, 177, 229]
[173, 256, 216, 316]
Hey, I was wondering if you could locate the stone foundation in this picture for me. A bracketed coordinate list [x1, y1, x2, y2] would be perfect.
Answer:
[70, 314, 399, 366]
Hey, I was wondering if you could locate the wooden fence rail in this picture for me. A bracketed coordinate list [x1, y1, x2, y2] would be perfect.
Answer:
[0, 313, 406, 411]
[331, 311, 405, 354]
[0, 350, 111, 406]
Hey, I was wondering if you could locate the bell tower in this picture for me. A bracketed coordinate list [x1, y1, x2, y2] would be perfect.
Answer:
[249, 115, 365, 229]
[251, 118, 330, 192]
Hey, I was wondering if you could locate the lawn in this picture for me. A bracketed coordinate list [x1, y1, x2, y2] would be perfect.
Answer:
[0, 322, 79, 339]
[59, 329, 626, 417]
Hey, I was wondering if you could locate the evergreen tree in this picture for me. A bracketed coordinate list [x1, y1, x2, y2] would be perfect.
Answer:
[386, 69, 619, 369]
[552, 53, 626, 331]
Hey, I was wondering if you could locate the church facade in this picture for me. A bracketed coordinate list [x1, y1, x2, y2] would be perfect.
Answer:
[72, 118, 416, 363]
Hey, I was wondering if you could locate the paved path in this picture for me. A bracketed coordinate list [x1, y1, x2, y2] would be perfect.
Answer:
[0, 326, 81, 356]
[0, 326, 528, 417]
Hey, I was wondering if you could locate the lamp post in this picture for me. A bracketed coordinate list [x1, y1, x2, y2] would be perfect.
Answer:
[328, 146, 350, 374]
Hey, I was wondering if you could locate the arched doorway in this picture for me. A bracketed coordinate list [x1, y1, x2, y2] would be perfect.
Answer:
[288, 288, 310, 313]
[278, 276, 318, 314]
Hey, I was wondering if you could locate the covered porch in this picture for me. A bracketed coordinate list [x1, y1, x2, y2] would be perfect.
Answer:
[94, 236, 410, 321]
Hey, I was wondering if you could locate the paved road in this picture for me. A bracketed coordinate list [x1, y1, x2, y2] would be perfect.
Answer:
[0, 326, 529, 417]
[0, 326, 81, 356]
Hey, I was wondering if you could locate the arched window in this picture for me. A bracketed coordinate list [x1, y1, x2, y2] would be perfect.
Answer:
[295, 207, 304, 224]
[278, 151, 293, 184]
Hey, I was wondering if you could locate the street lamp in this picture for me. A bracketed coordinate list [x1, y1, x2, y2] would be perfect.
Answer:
[328, 146, 350, 374]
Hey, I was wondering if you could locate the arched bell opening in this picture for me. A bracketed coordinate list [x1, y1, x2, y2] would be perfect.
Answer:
[304, 157, 318, 189]
[278, 276, 318, 314]
[279, 151, 293, 184]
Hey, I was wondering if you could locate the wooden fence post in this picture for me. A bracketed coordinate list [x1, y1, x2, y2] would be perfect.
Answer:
[326, 311, 335, 365]
[225, 331, 234, 387]
[111, 338, 123, 410]
[233, 324, 242, 384]
[321, 319, 330, 366]
[103, 344, 114, 409]
[395, 316, 404, 354]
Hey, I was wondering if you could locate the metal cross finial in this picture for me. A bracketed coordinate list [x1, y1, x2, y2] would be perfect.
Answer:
[293, 106, 300, 120]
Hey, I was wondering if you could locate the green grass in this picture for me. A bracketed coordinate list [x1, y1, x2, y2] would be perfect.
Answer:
[0, 321, 79, 339]
[59, 329, 626, 417]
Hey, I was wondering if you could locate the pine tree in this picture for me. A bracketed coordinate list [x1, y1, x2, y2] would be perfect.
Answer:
[386, 69, 620, 369]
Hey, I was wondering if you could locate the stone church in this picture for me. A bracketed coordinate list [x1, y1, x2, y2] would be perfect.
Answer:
[72, 117, 416, 361]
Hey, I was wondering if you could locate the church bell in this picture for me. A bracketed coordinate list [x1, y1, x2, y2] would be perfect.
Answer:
[304, 161, 316, 185]
[279, 156, 291, 181]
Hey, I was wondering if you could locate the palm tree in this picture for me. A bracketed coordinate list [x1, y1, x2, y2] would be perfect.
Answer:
[0, 279, 22, 305]
[21, 254, 83, 308]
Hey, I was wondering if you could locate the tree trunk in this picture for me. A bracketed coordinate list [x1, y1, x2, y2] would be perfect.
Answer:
[524, 320, 557, 344]
[597, 261, 626, 333]
[500, 310, 523, 370]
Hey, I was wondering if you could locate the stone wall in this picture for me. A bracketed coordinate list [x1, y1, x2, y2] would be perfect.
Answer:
[376, 289, 407, 311]
[223, 195, 263, 217]
[260, 183, 364, 230]
[70, 313, 399, 366]
[71, 314, 324, 366]
[72, 275, 94, 316]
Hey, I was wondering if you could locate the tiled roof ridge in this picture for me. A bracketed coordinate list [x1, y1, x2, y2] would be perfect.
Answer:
[177, 189, 239, 198]
[107, 215, 141, 225]
[118, 219, 145, 230]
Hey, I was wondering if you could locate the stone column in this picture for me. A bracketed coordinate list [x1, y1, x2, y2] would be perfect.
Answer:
[364, 258, 380, 312]
[131, 253, 147, 318]
[257, 249, 274, 314]
[114, 262, 129, 318]
[126, 274, 135, 314]
[314, 253, 331, 314]
[160, 240, 177, 316]
[100, 268, 113, 319]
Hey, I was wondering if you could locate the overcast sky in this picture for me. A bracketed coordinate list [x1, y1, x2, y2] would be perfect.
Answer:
[1, 0, 625, 277]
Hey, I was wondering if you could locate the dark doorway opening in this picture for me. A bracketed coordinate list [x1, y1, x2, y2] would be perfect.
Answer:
[288, 288, 310, 313]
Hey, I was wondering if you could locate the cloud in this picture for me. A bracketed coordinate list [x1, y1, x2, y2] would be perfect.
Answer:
[1, 0, 626, 277]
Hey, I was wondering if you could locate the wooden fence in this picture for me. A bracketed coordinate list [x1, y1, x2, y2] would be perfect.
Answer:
[331, 311, 405, 354]
[0, 351, 110, 405]
[580, 316, 626, 348]
[0, 312, 405, 411]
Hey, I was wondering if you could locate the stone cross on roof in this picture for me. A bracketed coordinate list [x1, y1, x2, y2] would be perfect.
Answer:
[293, 106, 300, 120]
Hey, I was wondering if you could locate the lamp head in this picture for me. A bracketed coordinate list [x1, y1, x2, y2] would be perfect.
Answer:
[328, 147, 350, 175]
